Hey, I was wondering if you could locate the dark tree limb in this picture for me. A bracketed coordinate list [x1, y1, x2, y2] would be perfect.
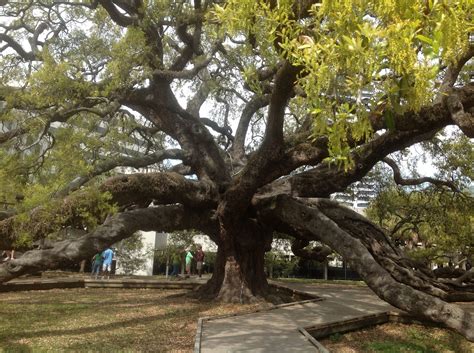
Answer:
[291, 238, 332, 262]
[232, 94, 271, 161]
[123, 87, 231, 185]
[383, 157, 460, 191]
[55, 149, 187, 197]
[97, 0, 139, 27]
[261, 61, 298, 150]
[436, 47, 474, 103]
[0, 33, 37, 61]
[101, 172, 218, 208]
[0, 205, 218, 284]
[200, 117, 233, 142]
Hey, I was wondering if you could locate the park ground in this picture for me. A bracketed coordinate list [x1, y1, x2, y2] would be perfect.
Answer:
[0, 288, 268, 352]
[0, 284, 472, 352]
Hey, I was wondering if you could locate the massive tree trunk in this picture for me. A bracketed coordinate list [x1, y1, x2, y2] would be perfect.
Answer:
[217, 238, 268, 303]
[197, 221, 270, 303]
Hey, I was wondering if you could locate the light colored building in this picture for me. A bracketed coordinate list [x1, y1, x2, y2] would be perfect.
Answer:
[115, 231, 167, 276]
[115, 232, 217, 276]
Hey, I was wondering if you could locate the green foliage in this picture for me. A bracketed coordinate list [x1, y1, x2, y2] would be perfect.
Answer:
[427, 131, 474, 185]
[366, 187, 473, 264]
[104, 27, 154, 93]
[168, 230, 198, 249]
[12, 187, 117, 247]
[213, 0, 472, 168]
[115, 232, 150, 275]
[265, 249, 297, 278]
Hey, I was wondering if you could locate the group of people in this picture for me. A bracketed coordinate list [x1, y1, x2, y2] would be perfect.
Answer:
[91, 247, 114, 279]
[1, 250, 15, 262]
[170, 245, 205, 279]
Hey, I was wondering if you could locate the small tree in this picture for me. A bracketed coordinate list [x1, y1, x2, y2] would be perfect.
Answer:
[366, 187, 474, 269]
[115, 232, 150, 275]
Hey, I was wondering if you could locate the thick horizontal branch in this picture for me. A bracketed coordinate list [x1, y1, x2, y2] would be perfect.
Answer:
[0, 205, 218, 283]
[0, 172, 218, 249]
[101, 172, 218, 208]
[273, 127, 442, 198]
[269, 84, 473, 198]
[369, 85, 474, 133]
[55, 149, 187, 197]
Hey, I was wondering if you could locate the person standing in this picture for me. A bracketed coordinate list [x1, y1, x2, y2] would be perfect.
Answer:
[195, 245, 205, 278]
[185, 248, 193, 278]
[101, 247, 114, 279]
[170, 250, 181, 278]
[91, 253, 103, 279]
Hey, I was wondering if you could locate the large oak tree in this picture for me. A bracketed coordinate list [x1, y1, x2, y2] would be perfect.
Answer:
[0, 0, 473, 340]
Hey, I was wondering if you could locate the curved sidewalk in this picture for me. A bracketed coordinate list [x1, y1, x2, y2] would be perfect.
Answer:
[197, 281, 400, 352]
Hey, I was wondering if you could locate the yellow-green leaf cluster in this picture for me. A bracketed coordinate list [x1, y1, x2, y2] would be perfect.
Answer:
[104, 27, 154, 93]
[213, 0, 472, 168]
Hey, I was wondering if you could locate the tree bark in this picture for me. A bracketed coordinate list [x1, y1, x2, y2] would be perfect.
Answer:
[198, 224, 270, 303]
[217, 242, 268, 303]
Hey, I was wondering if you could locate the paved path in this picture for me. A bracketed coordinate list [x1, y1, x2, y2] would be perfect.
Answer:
[199, 282, 398, 352]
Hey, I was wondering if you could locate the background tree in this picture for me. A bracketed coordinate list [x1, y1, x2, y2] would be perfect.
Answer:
[115, 232, 150, 275]
[0, 0, 473, 340]
[367, 187, 473, 264]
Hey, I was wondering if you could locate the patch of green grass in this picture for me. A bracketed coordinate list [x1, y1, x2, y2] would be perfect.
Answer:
[329, 333, 342, 342]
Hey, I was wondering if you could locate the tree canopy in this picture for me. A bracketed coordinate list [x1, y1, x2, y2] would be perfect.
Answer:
[0, 0, 473, 341]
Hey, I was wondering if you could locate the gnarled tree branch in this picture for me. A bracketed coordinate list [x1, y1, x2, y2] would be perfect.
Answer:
[383, 157, 460, 192]
[0, 205, 217, 283]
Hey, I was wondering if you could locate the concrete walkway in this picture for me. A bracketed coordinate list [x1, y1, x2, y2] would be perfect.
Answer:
[198, 282, 399, 353]
[199, 282, 474, 352]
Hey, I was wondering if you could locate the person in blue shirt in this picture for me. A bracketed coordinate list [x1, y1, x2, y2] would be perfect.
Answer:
[101, 247, 114, 279]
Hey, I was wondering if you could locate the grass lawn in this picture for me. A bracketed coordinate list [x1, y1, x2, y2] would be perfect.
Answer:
[0, 288, 267, 352]
[320, 322, 474, 353]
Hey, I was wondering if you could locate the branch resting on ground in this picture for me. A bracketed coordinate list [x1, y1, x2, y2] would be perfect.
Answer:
[0, 205, 218, 283]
